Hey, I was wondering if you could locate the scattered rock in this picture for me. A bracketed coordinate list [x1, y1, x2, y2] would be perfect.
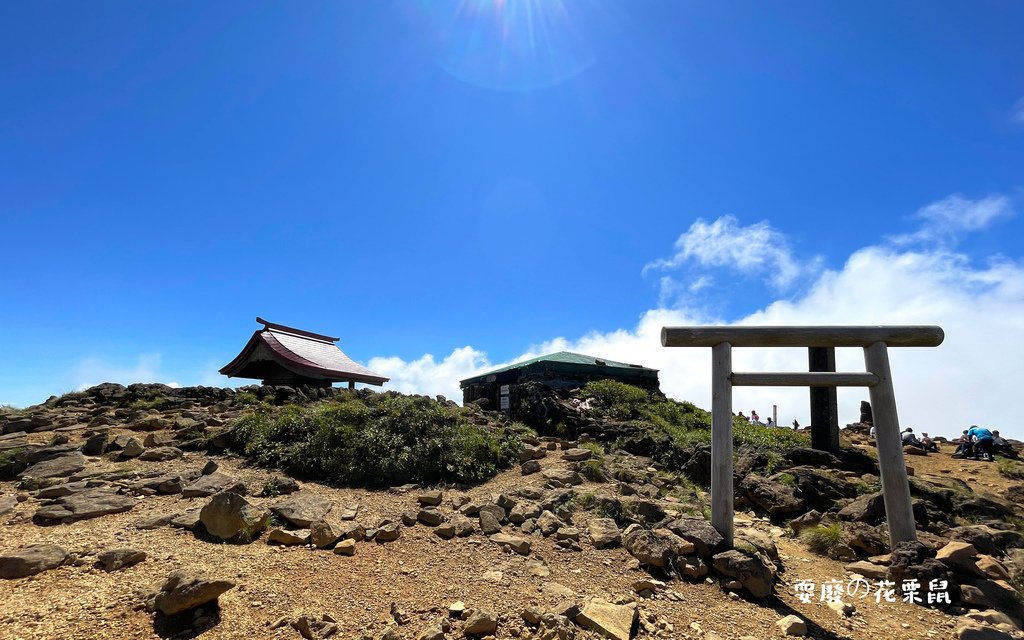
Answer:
[96, 548, 146, 572]
[139, 446, 183, 461]
[479, 510, 502, 534]
[740, 475, 804, 515]
[267, 528, 310, 546]
[21, 452, 87, 481]
[272, 493, 333, 528]
[775, 615, 807, 636]
[33, 488, 136, 524]
[827, 600, 855, 617]
[588, 518, 621, 549]
[576, 598, 637, 640]
[121, 437, 145, 459]
[463, 609, 498, 635]
[375, 523, 401, 542]
[622, 524, 671, 567]
[417, 508, 446, 526]
[490, 533, 531, 555]
[152, 571, 236, 616]
[712, 550, 775, 598]
[665, 517, 724, 558]
[417, 490, 443, 506]
[0, 544, 67, 579]
[182, 472, 245, 498]
[333, 538, 356, 556]
[562, 448, 592, 462]
[844, 560, 888, 580]
[199, 491, 271, 541]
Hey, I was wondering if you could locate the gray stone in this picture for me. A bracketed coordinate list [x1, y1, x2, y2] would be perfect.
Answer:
[310, 519, 345, 548]
[152, 571, 236, 616]
[417, 508, 446, 526]
[562, 448, 592, 462]
[622, 523, 671, 568]
[740, 475, 804, 516]
[417, 490, 443, 506]
[33, 489, 136, 523]
[22, 452, 86, 480]
[199, 492, 270, 541]
[182, 472, 244, 498]
[0, 494, 17, 516]
[139, 446, 183, 462]
[712, 550, 775, 598]
[521, 460, 541, 475]
[375, 522, 401, 542]
[96, 548, 147, 572]
[121, 437, 145, 459]
[479, 510, 502, 534]
[463, 608, 498, 635]
[271, 493, 333, 528]
[588, 518, 621, 548]
[666, 517, 725, 558]
[490, 533, 531, 555]
[0, 544, 67, 579]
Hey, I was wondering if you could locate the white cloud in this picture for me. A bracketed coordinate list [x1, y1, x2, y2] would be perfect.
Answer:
[890, 194, 1015, 248]
[367, 346, 491, 402]
[70, 353, 180, 391]
[1012, 97, 1024, 125]
[643, 215, 823, 292]
[370, 202, 1024, 439]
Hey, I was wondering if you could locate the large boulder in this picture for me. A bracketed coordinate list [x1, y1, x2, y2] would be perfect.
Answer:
[271, 493, 333, 528]
[837, 491, 886, 524]
[199, 492, 270, 541]
[0, 544, 67, 579]
[712, 549, 775, 598]
[665, 517, 725, 558]
[740, 475, 804, 516]
[622, 524, 671, 568]
[33, 488, 136, 524]
[152, 571, 236, 616]
[786, 467, 858, 512]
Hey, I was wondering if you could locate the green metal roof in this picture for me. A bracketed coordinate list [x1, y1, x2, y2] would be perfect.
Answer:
[460, 351, 657, 384]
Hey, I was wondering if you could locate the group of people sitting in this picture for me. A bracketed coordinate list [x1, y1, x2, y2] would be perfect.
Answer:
[951, 426, 1016, 461]
[867, 424, 1014, 461]
[737, 410, 775, 428]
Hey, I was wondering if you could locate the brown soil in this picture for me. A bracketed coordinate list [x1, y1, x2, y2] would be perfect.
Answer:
[0, 434, 978, 640]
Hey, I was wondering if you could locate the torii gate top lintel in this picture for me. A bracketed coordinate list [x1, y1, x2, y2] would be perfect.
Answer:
[661, 325, 944, 348]
[660, 324, 944, 550]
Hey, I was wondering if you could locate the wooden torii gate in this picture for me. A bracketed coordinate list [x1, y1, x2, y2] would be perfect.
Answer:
[661, 325, 944, 548]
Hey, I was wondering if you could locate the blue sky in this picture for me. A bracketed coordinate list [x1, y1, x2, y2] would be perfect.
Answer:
[1, 2, 1023, 434]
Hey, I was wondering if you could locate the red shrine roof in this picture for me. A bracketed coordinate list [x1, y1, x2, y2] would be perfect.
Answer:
[219, 317, 389, 386]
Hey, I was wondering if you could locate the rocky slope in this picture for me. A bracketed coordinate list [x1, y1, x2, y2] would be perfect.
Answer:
[1, 383, 1022, 640]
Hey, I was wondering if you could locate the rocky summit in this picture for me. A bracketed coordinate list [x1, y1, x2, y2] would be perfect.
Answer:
[1, 382, 1023, 639]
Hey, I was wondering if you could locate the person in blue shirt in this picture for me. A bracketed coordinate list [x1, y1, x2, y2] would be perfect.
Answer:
[967, 425, 995, 461]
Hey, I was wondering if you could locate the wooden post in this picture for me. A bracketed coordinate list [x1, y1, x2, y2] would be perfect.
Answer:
[863, 341, 917, 544]
[711, 342, 734, 547]
[772, 404, 777, 428]
[809, 347, 840, 452]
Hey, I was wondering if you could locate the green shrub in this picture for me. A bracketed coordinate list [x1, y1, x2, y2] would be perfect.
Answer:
[235, 391, 260, 406]
[230, 392, 522, 486]
[776, 472, 797, 488]
[800, 523, 844, 555]
[581, 458, 607, 482]
[998, 459, 1024, 480]
[0, 448, 25, 480]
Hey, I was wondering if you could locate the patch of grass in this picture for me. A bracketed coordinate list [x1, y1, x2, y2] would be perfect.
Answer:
[853, 480, 881, 495]
[776, 472, 797, 488]
[581, 458, 607, 482]
[800, 523, 844, 556]
[230, 392, 522, 486]
[0, 447, 26, 480]
[128, 389, 167, 412]
[998, 459, 1024, 480]
[235, 392, 260, 406]
[580, 441, 605, 457]
[260, 476, 286, 497]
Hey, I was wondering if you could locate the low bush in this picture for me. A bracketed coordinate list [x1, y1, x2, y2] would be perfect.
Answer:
[230, 391, 522, 486]
[998, 459, 1024, 480]
[800, 522, 844, 555]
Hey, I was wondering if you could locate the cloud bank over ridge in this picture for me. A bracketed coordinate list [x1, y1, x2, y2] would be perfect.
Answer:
[371, 194, 1024, 437]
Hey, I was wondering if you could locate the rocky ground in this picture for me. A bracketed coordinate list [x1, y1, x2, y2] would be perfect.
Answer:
[1, 384, 1022, 640]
